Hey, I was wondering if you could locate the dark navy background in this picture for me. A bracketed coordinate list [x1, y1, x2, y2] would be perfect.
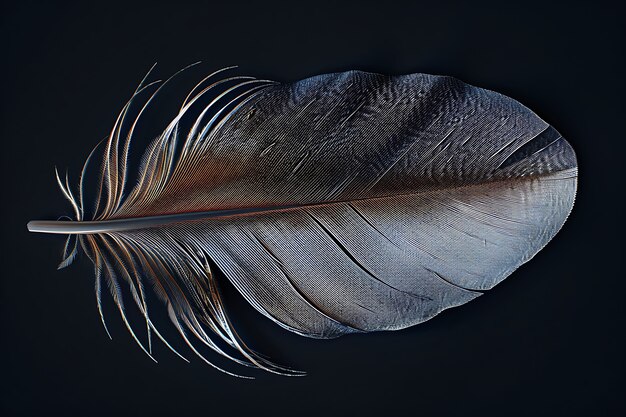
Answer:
[1, 1, 624, 416]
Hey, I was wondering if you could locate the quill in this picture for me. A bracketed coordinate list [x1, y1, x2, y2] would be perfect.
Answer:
[27, 66, 577, 377]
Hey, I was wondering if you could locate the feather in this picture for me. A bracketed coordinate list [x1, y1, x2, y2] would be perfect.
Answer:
[27, 66, 577, 377]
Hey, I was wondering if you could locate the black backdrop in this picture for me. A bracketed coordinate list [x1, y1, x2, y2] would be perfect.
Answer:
[1, 1, 624, 416]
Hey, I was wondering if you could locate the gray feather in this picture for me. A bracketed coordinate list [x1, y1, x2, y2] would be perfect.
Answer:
[27, 68, 578, 376]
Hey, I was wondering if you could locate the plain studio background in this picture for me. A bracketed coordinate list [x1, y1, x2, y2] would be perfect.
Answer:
[1, 1, 624, 416]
